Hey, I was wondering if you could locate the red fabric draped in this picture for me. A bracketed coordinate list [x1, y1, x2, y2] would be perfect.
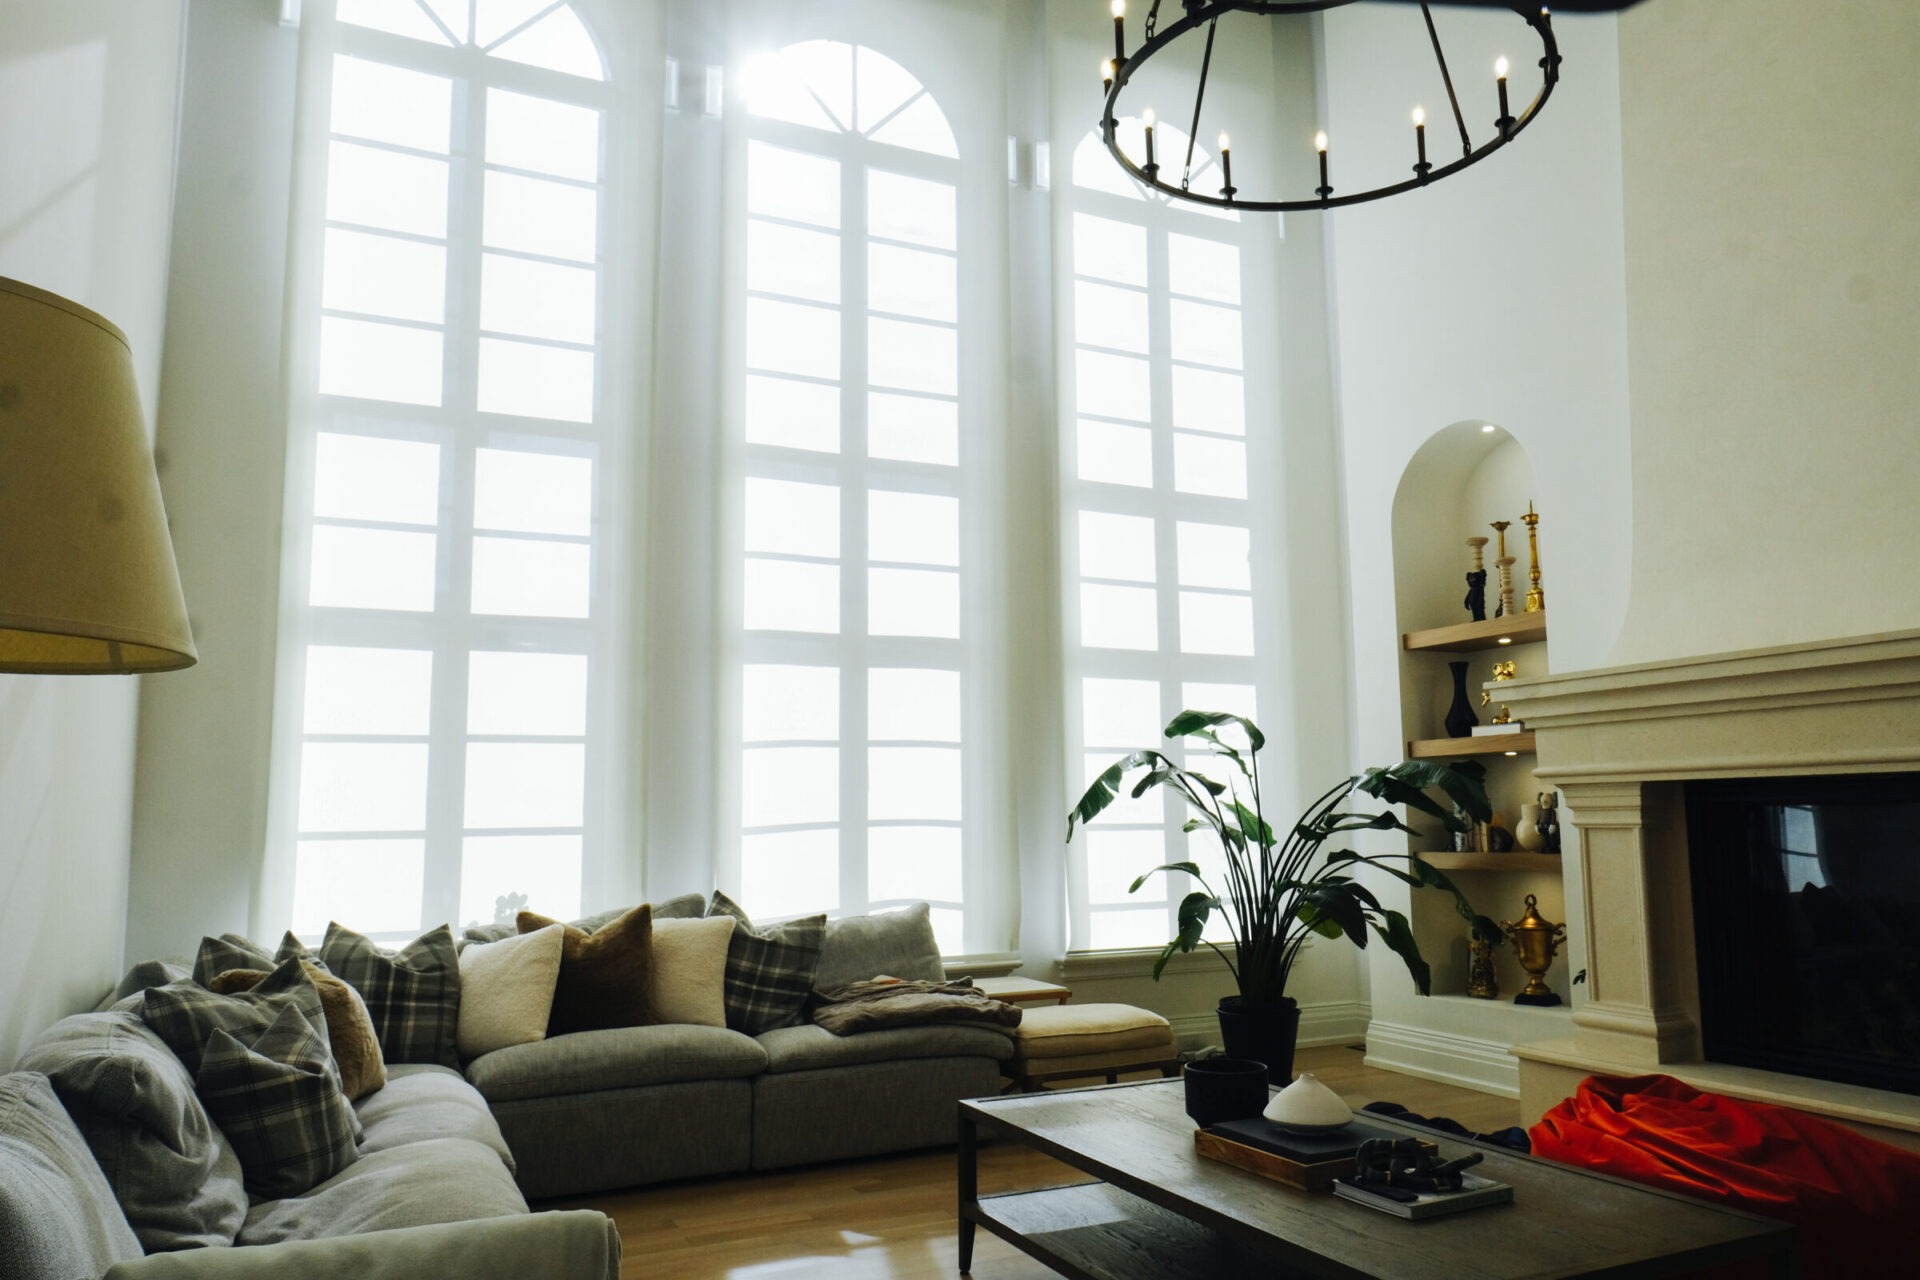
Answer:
[1529, 1074, 1920, 1279]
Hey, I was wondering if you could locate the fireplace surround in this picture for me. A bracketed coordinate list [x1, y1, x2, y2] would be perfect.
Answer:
[1500, 628, 1920, 1149]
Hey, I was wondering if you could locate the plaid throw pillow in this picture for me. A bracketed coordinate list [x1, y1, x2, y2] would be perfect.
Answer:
[193, 932, 324, 987]
[141, 957, 332, 1078]
[319, 923, 461, 1069]
[707, 891, 826, 1036]
[195, 1003, 358, 1198]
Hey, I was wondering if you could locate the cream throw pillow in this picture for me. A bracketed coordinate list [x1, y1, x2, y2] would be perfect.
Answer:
[456, 924, 565, 1059]
[649, 917, 736, 1027]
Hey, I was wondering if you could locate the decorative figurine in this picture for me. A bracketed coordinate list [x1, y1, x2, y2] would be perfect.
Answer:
[1522, 501, 1545, 613]
[1502, 893, 1567, 1006]
[1464, 536, 1489, 622]
[1489, 522, 1512, 616]
[1444, 660, 1479, 738]
[1467, 936, 1500, 1000]
[1536, 789, 1561, 854]
[1479, 660, 1517, 725]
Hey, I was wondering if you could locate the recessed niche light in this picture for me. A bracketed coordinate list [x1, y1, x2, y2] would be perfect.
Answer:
[1504, 750, 1519, 757]
[1481, 424, 1497, 434]
[1497, 636, 1512, 645]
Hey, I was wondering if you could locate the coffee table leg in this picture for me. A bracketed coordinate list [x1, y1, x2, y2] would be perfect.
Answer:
[958, 1112, 978, 1273]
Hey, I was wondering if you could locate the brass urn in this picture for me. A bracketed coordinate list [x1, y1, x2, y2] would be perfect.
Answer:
[1502, 893, 1567, 1007]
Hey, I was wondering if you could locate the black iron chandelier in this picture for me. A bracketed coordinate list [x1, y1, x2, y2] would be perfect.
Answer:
[1100, 1, 1634, 212]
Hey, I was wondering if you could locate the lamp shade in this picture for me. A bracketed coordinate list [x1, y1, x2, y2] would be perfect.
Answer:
[0, 276, 195, 673]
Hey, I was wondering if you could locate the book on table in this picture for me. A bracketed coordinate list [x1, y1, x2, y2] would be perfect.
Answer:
[1332, 1171, 1514, 1220]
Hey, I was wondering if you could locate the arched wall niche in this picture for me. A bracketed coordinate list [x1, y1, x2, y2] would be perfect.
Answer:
[1386, 419, 1575, 1009]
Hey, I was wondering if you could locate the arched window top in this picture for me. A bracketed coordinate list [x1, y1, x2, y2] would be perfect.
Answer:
[745, 40, 958, 159]
[336, 0, 607, 81]
[1072, 119, 1236, 221]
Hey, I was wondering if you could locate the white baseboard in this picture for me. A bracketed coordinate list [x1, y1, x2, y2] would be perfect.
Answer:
[1168, 1000, 1370, 1056]
[1362, 1018, 1521, 1098]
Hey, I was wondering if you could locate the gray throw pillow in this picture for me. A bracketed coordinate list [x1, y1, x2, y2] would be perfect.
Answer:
[193, 931, 323, 987]
[196, 1004, 359, 1199]
[319, 923, 462, 1069]
[141, 956, 333, 1078]
[708, 891, 826, 1035]
[16, 1012, 246, 1251]
[0, 1072, 143, 1278]
[104, 960, 191, 1008]
[811, 903, 945, 994]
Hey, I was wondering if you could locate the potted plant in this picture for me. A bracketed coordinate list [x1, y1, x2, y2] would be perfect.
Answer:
[1067, 710, 1501, 1082]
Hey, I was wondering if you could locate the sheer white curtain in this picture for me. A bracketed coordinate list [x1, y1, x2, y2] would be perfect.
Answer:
[263, 0, 655, 942]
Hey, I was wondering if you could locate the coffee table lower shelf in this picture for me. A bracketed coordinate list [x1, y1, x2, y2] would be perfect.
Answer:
[967, 1180, 1275, 1280]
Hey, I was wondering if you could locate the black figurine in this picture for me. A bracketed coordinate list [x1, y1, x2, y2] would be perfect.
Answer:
[1464, 569, 1488, 622]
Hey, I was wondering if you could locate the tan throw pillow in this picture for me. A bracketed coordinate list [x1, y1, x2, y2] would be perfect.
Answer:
[518, 903, 654, 1035]
[457, 923, 565, 1059]
[209, 961, 387, 1101]
[650, 916, 736, 1028]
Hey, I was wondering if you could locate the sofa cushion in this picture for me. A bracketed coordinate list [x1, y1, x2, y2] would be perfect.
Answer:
[0, 1071, 143, 1277]
[465, 1024, 768, 1103]
[651, 916, 735, 1027]
[756, 1022, 1016, 1074]
[708, 891, 825, 1035]
[456, 923, 564, 1059]
[812, 903, 944, 993]
[519, 903, 655, 1035]
[104, 960, 190, 1008]
[1010, 1003, 1172, 1060]
[210, 961, 388, 1101]
[196, 1003, 361, 1200]
[237, 1137, 527, 1246]
[192, 931, 319, 987]
[319, 923, 462, 1069]
[356, 1064, 515, 1171]
[463, 892, 707, 945]
[141, 955, 332, 1078]
[16, 1011, 247, 1251]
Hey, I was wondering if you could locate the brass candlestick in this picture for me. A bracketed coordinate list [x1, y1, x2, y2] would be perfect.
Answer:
[1502, 893, 1567, 1006]
[1495, 555, 1517, 620]
[1522, 502, 1544, 612]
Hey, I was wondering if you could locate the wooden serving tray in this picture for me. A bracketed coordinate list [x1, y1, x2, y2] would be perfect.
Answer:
[1193, 1129, 1436, 1193]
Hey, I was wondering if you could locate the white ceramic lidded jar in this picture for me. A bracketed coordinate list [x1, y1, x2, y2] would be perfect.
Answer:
[1262, 1072, 1354, 1133]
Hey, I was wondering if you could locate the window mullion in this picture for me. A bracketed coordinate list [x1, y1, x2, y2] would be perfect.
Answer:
[840, 137, 870, 919]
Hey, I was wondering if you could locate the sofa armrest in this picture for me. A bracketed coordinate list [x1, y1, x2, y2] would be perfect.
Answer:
[101, 1210, 619, 1280]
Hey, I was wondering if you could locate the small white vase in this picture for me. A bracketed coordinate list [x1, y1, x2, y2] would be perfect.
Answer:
[1262, 1071, 1353, 1132]
[1515, 802, 1547, 852]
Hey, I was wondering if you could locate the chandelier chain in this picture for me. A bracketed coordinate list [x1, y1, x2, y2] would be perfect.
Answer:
[1418, 2, 1473, 158]
[1179, 16, 1219, 192]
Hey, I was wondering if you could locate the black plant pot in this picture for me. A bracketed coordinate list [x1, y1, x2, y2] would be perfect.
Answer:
[1181, 1057, 1271, 1127]
[1444, 660, 1479, 739]
[1217, 995, 1301, 1086]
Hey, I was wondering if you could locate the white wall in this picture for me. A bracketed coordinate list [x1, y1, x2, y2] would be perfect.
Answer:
[1609, 0, 1920, 663]
[0, 0, 185, 1065]
[1317, 8, 1633, 1088]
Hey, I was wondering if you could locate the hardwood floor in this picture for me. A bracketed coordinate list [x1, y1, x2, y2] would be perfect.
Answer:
[553, 1046, 1521, 1279]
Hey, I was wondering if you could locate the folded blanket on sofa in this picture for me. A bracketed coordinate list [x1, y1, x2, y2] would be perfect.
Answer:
[811, 979, 1021, 1037]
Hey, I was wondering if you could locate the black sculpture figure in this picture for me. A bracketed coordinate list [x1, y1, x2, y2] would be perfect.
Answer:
[1464, 569, 1488, 622]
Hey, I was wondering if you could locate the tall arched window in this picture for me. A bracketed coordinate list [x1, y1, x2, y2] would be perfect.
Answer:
[269, 0, 627, 941]
[728, 40, 971, 950]
[1061, 118, 1269, 952]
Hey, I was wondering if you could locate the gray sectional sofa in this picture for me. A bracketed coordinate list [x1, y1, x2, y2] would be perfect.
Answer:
[468, 1018, 1015, 1198]
[1, 1016, 618, 1280]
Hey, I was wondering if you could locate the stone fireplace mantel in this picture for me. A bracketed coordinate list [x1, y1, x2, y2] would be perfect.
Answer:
[1501, 628, 1920, 1147]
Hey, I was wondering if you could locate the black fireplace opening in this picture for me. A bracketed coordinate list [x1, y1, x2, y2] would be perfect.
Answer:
[1686, 773, 1920, 1097]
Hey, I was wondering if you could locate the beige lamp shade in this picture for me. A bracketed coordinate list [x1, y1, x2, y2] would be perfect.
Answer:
[0, 276, 195, 673]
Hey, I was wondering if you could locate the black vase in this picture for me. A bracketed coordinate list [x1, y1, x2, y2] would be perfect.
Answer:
[1181, 1057, 1270, 1127]
[1216, 996, 1301, 1086]
[1444, 660, 1479, 738]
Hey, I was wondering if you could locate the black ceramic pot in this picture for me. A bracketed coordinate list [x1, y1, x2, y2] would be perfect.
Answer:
[1181, 1057, 1270, 1127]
[1217, 995, 1301, 1086]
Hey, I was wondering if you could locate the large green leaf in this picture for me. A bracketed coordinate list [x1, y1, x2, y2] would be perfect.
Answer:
[1066, 749, 1160, 841]
[1230, 798, 1275, 849]
[1357, 761, 1492, 826]
[1164, 710, 1266, 752]
[1294, 902, 1344, 940]
[1312, 811, 1423, 839]
[1371, 908, 1432, 996]
[1128, 862, 1203, 894]
[1297, 884, 1368, 947]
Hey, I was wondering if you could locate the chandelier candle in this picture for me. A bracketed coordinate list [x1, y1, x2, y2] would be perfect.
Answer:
[1112, 0, 1125, 64]
[1143, 108, 1158, 179]
[1218, 132, 1234, 201]
[1102, 58, 1114, 90]
[1314, 130, 1331, 201]
[1412, 106, 1431, 180]
[1495, 56, 1514, 139]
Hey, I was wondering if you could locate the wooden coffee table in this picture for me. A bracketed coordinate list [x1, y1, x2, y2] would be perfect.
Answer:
[958, 1080, 1798, 1279]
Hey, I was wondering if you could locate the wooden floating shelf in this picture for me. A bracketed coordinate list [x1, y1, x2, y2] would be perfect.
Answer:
[1407, 731, 1536, 758]
[1402, 611, 1547, 653]
[1414, 851, 1565, 874]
